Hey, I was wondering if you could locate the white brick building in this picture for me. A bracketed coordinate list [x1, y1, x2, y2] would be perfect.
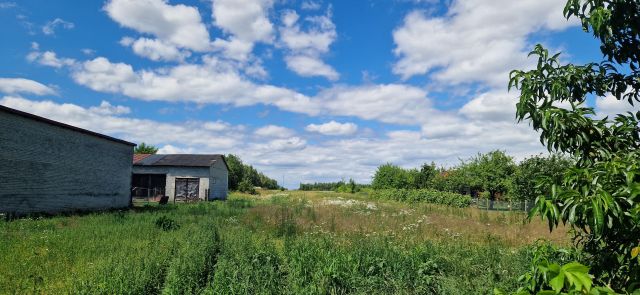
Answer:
[132, 154, 229, 202]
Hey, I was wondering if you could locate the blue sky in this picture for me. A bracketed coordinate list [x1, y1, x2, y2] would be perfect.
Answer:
[0, 0, 630, 188]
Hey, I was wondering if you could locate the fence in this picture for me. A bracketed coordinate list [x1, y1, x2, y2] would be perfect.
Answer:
[471, 198, 534, 212]
[131, 187, 165, 203]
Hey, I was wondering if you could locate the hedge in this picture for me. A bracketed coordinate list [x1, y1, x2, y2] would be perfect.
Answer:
[369, 189, 472, 208]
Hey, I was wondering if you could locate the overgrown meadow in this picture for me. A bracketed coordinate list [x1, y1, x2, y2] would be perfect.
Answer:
[0, 191, 567, 294]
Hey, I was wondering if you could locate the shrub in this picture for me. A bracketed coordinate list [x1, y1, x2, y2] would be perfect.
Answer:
[369, 189, 472, 207]
[238, 179, 257, 195]
[371, 163, 414, 189]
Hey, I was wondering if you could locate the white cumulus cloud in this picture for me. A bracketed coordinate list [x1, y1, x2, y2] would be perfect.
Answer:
[459, 90, 517, 122]
[306, 121, 357, 136]
[279, 9, 338, 80]
[88, 101, 131, 115]
[209, 0, 274, 61]
[392, 0, 574, 86]
[26, 50, 75, 68]
[284, 55, 338, 81]
[595, 95, 639, 118]
[104, 0, 211, 51]
[254, 125, 295, 138]
[0, 78, 56, 96]
[120, 37, 191, 62]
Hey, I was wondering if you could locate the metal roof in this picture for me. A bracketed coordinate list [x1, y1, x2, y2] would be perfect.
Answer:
[133, 154, 228, 169]
[0, 105, 136, 146]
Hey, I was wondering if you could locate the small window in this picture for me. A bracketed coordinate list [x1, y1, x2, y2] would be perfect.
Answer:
[211, 177, 217, 184]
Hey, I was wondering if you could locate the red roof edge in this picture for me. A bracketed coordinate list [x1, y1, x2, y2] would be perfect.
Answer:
[133, 153, 152, 164]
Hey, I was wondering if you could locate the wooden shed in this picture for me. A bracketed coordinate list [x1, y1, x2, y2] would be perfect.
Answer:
[0, 105, 135, 215]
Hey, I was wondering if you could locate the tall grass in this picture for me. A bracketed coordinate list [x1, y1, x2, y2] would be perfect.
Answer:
[0, 203, 233, 294]
[0, 193, 561, 294]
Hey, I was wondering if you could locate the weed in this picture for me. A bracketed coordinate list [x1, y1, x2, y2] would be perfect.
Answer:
[155, 216, 180, 231]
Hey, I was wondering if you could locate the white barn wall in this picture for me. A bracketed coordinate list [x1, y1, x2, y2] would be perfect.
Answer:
[210, 160, 228, 200]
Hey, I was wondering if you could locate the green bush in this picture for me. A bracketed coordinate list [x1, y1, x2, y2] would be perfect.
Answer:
[369, 189, 472, 208]
[238, 179, 257, 195]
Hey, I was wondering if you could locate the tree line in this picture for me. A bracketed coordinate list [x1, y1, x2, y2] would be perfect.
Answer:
[371, 150, 572, 201]
[225, 154, 283, 193]
[299, 179, 370, 193]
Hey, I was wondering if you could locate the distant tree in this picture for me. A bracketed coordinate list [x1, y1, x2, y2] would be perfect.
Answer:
[300, 180, 369, 192]
[134, 142, 158, 154]
[512, 154, 572, 201]
[348, 178, 356, 193]
[299, 181, 344, 191]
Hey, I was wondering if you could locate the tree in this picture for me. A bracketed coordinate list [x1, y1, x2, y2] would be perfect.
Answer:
[225, 154, 244, 191]
[225, 154, 282, 191]
[371, 163, 412, 189]
[415, 162, 438, 189]
[134, 142, 158, 154]
[509, 0, 640, 289]
[466, 150, 516, 200]
[431, 166, 477, 195]
[348, 178, 356, 194]
[513, 154, 572, 201]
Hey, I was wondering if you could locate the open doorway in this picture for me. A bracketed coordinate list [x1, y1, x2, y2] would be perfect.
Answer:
[132, 174, 166, 202]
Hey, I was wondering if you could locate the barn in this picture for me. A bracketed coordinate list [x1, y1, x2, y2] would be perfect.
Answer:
[0, 105, 135, 215]
[132, 154, 229, 202]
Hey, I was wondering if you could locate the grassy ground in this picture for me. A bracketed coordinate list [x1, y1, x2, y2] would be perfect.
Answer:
[0, 191, 568, 294]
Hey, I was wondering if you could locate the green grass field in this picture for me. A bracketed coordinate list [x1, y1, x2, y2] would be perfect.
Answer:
[0, 191, 568, 294]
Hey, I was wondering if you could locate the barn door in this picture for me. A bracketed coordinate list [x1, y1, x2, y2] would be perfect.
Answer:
[174, 178, 199, 202]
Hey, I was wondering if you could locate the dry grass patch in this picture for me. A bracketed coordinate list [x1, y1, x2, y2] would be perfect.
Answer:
[240, 191, 568, 248]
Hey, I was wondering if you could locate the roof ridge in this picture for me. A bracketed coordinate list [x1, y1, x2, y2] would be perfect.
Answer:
[0, 104, 136, 146]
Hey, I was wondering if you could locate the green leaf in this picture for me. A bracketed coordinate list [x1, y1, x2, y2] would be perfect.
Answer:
[549, 271, 565, 292]
[591, 199, 604, 235]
